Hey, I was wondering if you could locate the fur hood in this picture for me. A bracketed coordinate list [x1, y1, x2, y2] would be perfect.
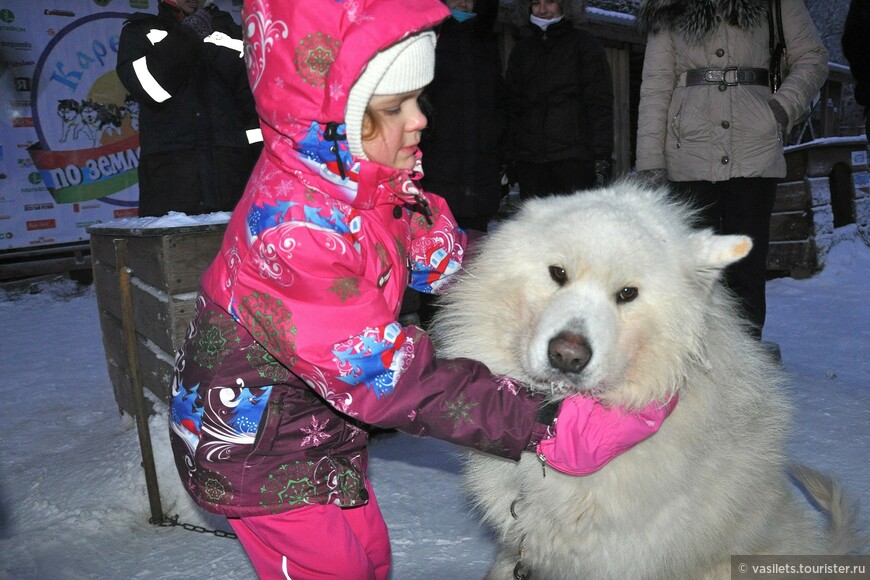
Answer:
[637, 0, 768, 41]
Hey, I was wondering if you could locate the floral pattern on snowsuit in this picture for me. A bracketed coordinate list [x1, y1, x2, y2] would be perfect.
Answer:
[168, 0, 548, 518]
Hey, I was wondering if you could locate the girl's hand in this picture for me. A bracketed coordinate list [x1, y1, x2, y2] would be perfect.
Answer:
[536, 393, 678, 476]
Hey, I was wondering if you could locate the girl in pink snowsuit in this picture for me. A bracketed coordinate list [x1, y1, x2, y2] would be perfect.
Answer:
[168, 1, 675, 577]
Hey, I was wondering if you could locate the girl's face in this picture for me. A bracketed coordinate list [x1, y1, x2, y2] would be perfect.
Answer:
[531, 0, 562, 18]
[362, 90, 427, 170]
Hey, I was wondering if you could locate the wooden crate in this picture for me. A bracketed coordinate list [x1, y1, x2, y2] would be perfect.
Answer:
[88, 222, 227, 415]
[87, 218, 425, 415]
[770, 138, 869, 278]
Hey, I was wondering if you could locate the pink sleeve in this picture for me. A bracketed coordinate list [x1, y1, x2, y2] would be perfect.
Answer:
[535, 394, 678, 476]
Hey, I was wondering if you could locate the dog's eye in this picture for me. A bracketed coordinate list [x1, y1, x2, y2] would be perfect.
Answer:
[549, 265, 568, 286]
[617, 287, 638, 303]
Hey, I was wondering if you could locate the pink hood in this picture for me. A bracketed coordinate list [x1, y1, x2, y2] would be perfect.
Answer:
[241, 0, 450, 208]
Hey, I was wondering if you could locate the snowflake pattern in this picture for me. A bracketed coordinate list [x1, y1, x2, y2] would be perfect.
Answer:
[260, 462, 318, 511]
[329, 277, 360, 302]
[295, 32, 340, 88]
[259, 457, 363, 511]
[246, 342, 290, 383]
[192, 308, 241, 370]
[300, 416, 331, 447]
[238, 291, 298, 365]
[442, 394, 478, 429]
[202, 469, 233, 505]
[329, 78, 346, 104]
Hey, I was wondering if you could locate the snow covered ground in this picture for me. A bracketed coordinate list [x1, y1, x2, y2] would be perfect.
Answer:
[0, 228, 867, 579]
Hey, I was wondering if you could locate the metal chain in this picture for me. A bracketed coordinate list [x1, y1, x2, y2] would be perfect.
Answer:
[151, 513, 238, 540]
[510, 499, 533, 579]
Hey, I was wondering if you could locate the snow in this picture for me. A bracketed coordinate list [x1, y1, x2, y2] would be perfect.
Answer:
[87, 211, 232, 232]
[0, 230, 868, 579]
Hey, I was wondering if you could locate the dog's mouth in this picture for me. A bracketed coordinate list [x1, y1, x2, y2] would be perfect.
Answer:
[529, 375, 611, 399]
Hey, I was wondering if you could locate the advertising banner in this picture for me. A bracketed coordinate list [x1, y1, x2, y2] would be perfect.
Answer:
[0, 0, 241, 252]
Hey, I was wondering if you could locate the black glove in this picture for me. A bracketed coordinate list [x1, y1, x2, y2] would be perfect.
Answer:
[636, 168, 669, 188]
[182, 8, 213, 39]
[500, 167, 511, 198]
[768, 99, 789, 131]
[504, 161, 517, 187]
[594, 158, 613, 187]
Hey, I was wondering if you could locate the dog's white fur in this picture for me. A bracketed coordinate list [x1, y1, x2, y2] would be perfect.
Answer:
[432, 181, 862, 579]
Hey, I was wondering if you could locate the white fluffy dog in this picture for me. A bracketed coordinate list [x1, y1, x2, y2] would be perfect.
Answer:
[432, 181, 862, 579]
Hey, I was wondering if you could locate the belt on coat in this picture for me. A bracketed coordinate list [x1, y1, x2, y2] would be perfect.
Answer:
[682, 67, 770, 87]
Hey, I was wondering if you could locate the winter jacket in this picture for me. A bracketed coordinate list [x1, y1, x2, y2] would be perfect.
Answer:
[505, 17, 614, 164]
[635, 0, 828, 182]
[843, 0, 870, 109]
[116, 2, 261, 215]
[419, 2, 507, 222]
[169, 0, 551, 518]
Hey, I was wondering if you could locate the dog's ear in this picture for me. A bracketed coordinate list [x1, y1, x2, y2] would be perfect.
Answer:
[692, 231, 753, 270]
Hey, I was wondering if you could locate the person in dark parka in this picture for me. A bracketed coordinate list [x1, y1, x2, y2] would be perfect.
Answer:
[116, 0, 261, 217]
[843, 0, 870, 138]
[505, 0, 614, 199]
[419, 0, 507, 233]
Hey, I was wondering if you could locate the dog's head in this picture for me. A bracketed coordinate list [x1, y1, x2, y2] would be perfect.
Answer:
[433, 180, 751, 409]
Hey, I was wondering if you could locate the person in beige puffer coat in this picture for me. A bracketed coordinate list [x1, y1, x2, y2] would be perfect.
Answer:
[635, 0, 827, 341]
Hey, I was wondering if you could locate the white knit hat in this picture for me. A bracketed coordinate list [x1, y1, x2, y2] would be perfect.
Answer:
[345, 31, 437, 160]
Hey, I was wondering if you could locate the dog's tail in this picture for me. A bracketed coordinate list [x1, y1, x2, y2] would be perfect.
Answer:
[788, 463, 866, 554]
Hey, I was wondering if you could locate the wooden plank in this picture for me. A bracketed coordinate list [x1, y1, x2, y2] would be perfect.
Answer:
[93, 260, 121, 320]
[128, 281, 197, 354]
[106, 359, 134, 416]
[120, 232, 221, 293]
[108, 351, 173, 416]
[767, 240, 817, 278]
[606, 46, 631, 177]
[90, 229, 225, 294]
[786, 142, 869, 179]
[805, 148, 853, 178]
[97, 309, 135, 415]
[137, 341, 175, 404]
[773, 181, 810, 212]
[89, 234, 119, 270]
[159, 232, 224, 294]
[785, 150, 808, 181]
[119, 236, 172, 291]
[769, 211, 811, 241]
[0, 254, 92, 281]
[98, 308, 177, 410]
[94, 256, 198, 353]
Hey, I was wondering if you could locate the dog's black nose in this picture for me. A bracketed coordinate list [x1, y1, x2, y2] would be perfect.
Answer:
[548, 331, 592, 373]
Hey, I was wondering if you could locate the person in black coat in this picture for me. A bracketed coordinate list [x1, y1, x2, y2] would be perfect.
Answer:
[116, 0, 261, 217]
[419, 0, 507, 233]
[506, 0, 614, 199]
[843, 0, 869, 139]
